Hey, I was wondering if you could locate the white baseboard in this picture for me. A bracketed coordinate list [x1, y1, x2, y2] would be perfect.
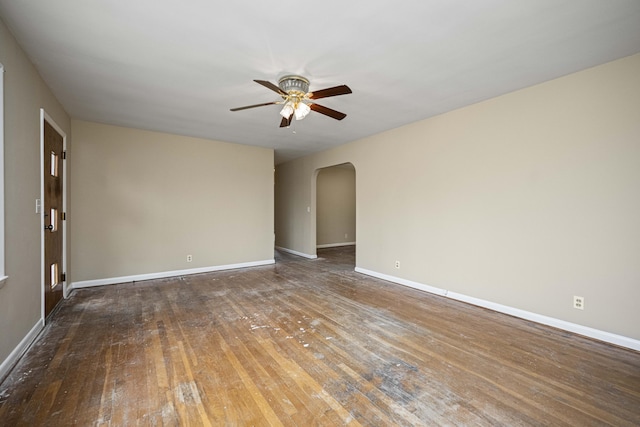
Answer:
[355, 267, 640, 352]
[275, 246, 317, 259]
[0, 318, 44, 383]
[355, 267, 448, 297]
[71, 259, 275, 289]
[317, 242, 356, 249]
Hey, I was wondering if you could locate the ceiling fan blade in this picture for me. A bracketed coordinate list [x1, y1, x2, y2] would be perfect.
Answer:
[309, 103, 347, 120]
[230, 101, 278, 112]
[279, 115, 293, 128]
[254, 80, 288, 97]
[308, 85, 352, 100]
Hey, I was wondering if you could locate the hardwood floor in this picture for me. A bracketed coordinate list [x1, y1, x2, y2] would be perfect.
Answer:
[1, 246, 639, 426]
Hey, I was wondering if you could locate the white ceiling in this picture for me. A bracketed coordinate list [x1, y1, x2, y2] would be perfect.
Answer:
[1, 1, 639, 164]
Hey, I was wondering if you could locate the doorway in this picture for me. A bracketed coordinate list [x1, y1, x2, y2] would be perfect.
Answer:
[315, 163, 356, 265]
[41, 112, 67, 319]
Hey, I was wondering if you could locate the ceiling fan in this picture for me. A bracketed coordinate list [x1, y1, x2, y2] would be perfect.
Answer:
[230, 75, 352, 128]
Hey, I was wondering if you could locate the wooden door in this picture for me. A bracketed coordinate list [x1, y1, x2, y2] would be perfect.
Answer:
[43, 120, 64, 318]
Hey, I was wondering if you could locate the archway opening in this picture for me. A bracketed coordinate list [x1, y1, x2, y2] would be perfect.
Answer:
[315, 162, 356, 267]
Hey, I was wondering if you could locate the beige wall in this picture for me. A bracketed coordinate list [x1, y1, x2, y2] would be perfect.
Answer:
[316, 164, 356, 247]
[0, 18, 71, 365]
[275, 54, 640, 341]
[275, 158, 311, 253]
[70, 121, 274, 283]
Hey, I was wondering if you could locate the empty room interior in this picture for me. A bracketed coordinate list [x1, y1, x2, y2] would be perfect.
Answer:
[1, 1, 639, 425]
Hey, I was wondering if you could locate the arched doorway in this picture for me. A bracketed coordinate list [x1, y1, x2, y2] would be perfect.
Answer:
[315, 163, 356, 266]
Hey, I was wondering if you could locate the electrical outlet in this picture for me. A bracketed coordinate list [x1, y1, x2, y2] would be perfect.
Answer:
[573, 296, 584, 310]
[187, 254, 193, 263]
[344, 233, 348, 239]
[395, 261, 400, 269]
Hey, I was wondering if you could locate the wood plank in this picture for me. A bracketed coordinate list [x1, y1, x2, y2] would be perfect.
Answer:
[0, 246, 638, 425]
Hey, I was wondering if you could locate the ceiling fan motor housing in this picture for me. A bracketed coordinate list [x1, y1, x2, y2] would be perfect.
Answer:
[278, 75, 310, 96]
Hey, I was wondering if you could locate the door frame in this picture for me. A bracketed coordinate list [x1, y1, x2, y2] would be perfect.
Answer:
[40, 109, 68, 321]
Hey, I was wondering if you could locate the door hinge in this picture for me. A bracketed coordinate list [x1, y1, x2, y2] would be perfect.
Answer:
[62, 212, 66, 220]
[62, 151, 67, 160]
[61, 273, 66, 282]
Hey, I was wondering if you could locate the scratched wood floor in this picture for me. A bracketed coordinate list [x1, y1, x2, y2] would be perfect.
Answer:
[1, 247, 639, 426]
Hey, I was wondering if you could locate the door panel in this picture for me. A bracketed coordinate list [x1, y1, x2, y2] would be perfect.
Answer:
[44, 120, 64, 318]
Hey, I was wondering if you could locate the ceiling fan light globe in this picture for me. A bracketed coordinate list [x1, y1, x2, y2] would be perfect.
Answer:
[295, 102, 311, 120]
[280, 103, 294, 119]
